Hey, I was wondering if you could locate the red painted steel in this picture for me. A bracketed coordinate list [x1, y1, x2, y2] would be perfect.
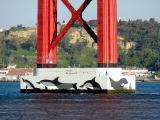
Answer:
[97, 0, 118, 67]
[48, 0, 57, 67]
[37, 0, 57, 68]
[51, 0, 97, 48]
[37, 0, 118, 68]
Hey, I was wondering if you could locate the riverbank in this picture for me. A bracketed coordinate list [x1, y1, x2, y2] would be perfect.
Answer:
[0, 79, 20, 82]
[136, 79, 160, 82]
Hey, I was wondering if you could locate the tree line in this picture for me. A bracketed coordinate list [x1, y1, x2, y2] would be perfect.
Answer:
[118, 18, 160, 71]
[0, 18, 160, 72]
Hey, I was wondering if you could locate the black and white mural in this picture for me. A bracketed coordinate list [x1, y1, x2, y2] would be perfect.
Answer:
[21, 76, 135, 92]
[22, 78, 40, 91]
[21, 68, 135, 93]
[80, 77, 102, 90]
[109, 77, 131, 90]
[36, 77, 77, 90]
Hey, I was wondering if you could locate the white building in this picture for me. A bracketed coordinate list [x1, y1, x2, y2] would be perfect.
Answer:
[7, 64, 16, 69]
[6, 68, 33, 81]
[0, 69, 9, 79]
[118, 17, 121, 22]
[122, 67, 148, 76]
[0, 29, 3, 32]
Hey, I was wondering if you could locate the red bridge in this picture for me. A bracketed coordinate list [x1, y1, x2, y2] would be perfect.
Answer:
[37, 0, 118, 68]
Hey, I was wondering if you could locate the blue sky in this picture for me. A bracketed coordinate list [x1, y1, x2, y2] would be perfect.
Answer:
[0, 0, 160, 29]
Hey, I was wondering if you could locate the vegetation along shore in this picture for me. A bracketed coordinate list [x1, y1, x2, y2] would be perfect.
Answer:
[0, 18, 160, 77]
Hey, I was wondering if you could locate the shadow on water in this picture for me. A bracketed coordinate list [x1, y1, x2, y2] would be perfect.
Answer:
[0, 82, 160, 120]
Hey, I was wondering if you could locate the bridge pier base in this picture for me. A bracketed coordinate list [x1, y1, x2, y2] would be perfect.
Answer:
[20, 0, 136, 94]
[20, 68, 135, 93]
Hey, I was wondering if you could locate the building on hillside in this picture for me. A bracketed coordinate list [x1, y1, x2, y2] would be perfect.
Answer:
[0, 29, 3, 32]
[5, 68, 33, 81]
[0, 69, 9, 79]
[122, 67, 148, 76]
[155, 75, 160, 80]
[7, 64, 16, 69]
[118, 17, 121, 22]
[19, 68, 33, 76]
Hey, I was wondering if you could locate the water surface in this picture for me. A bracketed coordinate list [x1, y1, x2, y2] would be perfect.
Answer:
[0, 82, 160, 120]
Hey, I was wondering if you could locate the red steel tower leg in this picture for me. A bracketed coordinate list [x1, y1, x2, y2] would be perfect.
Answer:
[37, 0, 118, 68]
[51, 0, 97, 48]
[37, 0, 57, 68]
[98, 0, 118, 67]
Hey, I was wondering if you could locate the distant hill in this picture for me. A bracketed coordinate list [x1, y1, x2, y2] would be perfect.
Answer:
[0, 18, 160, 70]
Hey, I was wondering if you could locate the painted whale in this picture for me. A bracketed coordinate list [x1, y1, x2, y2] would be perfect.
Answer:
[109, 77, 128, 90]
[36, 77, 77, 90]
[80, 77, 102, 90]
[22, 78, 39, 90]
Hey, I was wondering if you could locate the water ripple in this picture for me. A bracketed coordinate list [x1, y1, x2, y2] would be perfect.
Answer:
[0, 82, 160, 120]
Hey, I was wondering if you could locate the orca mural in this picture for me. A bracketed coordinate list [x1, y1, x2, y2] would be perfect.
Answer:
[21, 77, 102, 91]
[36, 77, 77, 90]
[20, 68, 135, 93]
[21, 75, 135, 93]
[22, 78, 39, 90]
[80, 77, 102, 90]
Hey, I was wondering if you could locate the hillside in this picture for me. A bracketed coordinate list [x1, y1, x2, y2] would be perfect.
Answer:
[0, 18, 160, 70]
[7, 27, 37, 39]
[1, 24, 134, 51]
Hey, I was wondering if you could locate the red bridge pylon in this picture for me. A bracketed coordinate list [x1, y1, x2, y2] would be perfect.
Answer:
[37, 0, 118, 68]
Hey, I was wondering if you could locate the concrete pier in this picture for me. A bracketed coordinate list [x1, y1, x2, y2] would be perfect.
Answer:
[20, 68, 135, 93]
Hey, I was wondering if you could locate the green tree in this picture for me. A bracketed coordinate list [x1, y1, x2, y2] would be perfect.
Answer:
[155, 70, 160, 77]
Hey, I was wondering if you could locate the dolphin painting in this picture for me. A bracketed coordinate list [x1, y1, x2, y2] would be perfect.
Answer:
[80, 77, 102, 90]
[22, 78, 38, 90]
[36, 77, 77, 90]
[109, 77, 128, 90]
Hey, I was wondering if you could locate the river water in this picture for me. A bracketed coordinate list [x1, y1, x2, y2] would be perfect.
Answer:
[0, 82, 160, 120]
